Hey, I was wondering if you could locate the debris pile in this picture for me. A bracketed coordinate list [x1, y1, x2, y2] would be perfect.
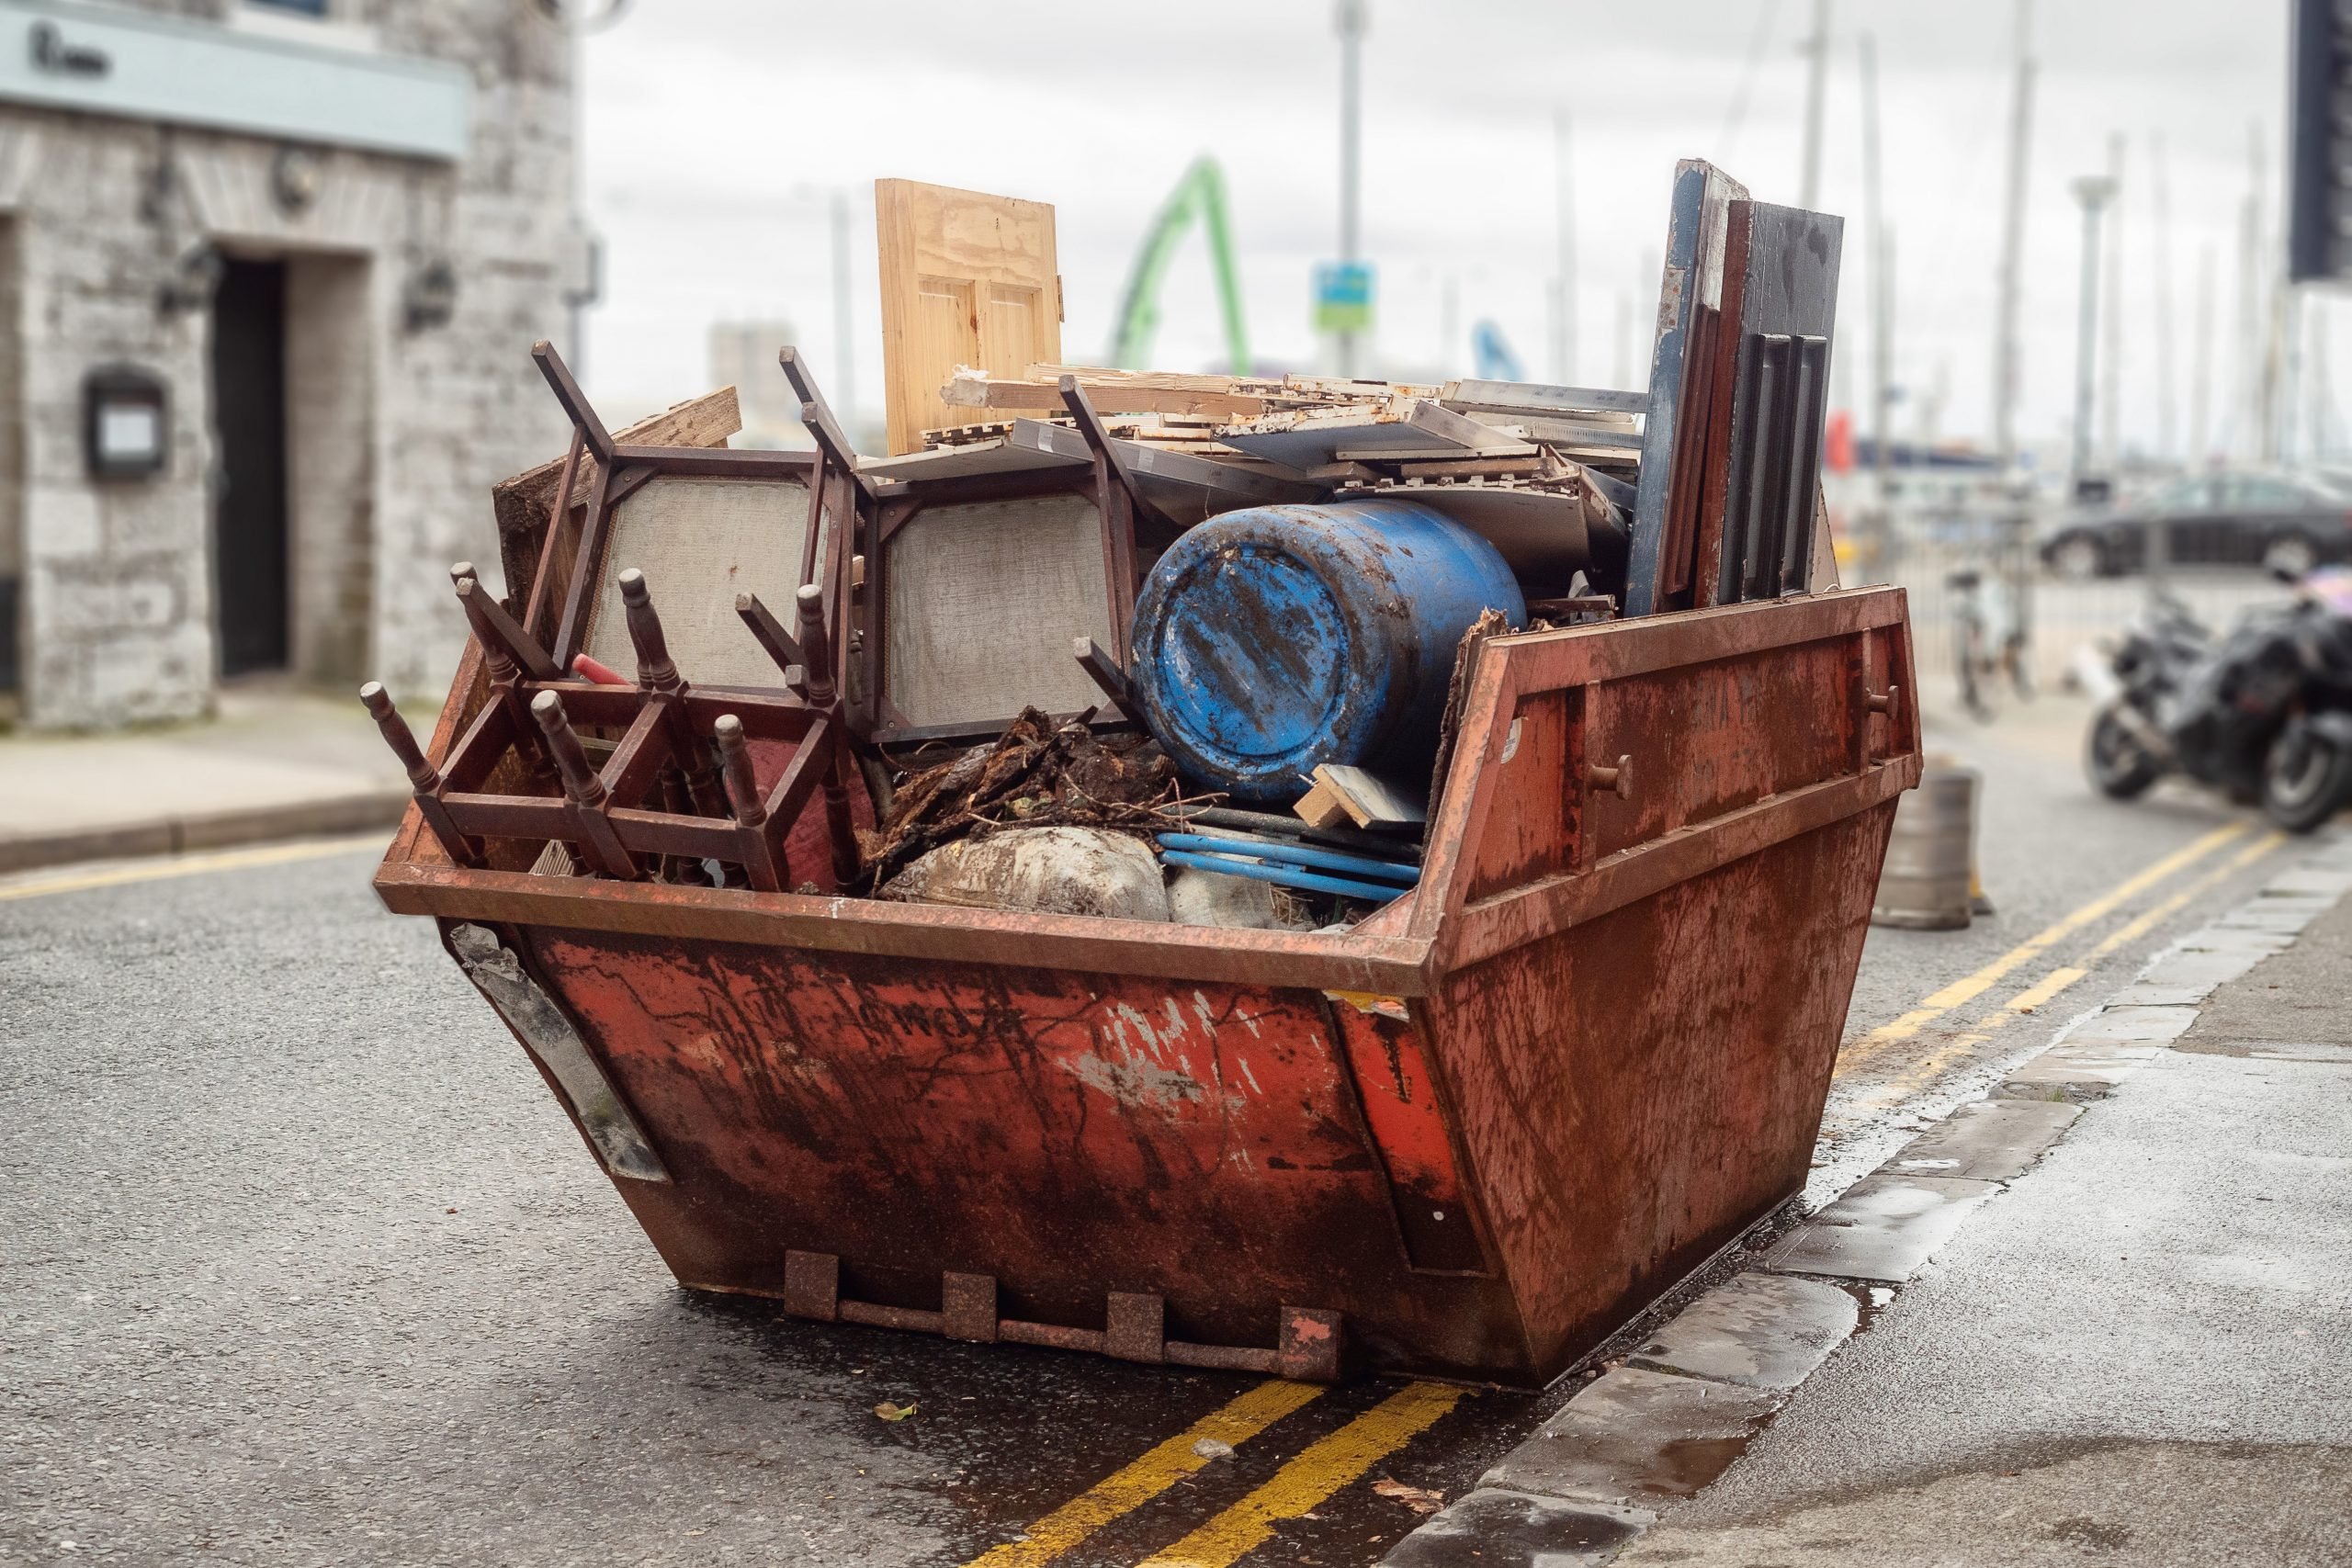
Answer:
[360, 164, 1837, 929]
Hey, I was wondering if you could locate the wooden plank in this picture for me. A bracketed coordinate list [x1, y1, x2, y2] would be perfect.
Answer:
[1293, 777, 1349, 829]
[944, 367, 1272, 420]
[1011, 420, 1324, 516]
[876, 179, 1061, 455]
[492, 386, 741, 612]
[1466, 412, 1644, 449]
[1218, 398, 1531, 471]
[858, 437, 1088, 482]
[1441, 379, 1649, 417]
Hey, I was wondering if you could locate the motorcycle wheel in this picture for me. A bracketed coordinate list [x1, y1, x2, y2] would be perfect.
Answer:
[2087, 705, 2162, 799]
[2261, 721, 2352, 833]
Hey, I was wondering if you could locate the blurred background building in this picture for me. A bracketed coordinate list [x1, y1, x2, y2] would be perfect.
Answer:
[0, 0, 578, 729]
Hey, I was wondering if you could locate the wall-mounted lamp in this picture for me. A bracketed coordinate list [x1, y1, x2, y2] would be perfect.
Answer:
[157, 240, 222, 314]
[84, 366, 169, 481]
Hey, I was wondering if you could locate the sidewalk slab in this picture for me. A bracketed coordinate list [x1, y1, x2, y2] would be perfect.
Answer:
[1379, 1490, 1649, 1568]
[1888, 1098, 2080, 1181]
[1391, 841, 2352, 1567]
[0, 687, 406, 874]
[2057, 1004, 2199, 1043]
[1764, 1173, 1998, 1282]
[1478, 1367, 1781, 1506]
[1625, 1273, 1858, 1391]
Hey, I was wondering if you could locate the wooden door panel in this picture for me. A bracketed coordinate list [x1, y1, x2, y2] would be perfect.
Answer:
[876, 179, 1060, 454]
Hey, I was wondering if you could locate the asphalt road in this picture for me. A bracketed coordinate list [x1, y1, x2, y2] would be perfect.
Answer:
[0, 691, 2307, 1568]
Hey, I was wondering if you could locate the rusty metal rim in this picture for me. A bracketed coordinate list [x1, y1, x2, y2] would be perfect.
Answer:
[1441, 759, 1919, 970]
[375, 859, 1439, 994]
[1414, 586, 1917, 945]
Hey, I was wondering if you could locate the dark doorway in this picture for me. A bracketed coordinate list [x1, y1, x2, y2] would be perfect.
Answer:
[211, 257, 289, 676]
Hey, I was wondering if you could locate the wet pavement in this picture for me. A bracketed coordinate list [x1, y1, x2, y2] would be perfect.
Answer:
[1607, 891, 2352, 1568]
[0, 689, 2324, 1567]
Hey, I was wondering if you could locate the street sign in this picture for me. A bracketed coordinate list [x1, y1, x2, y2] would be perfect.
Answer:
[1313, 262, 1374, 333]
[2290, 0, 2351, 282]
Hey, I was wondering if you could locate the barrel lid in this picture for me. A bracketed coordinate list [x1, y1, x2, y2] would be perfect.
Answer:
[1144, 540, 1353, 776]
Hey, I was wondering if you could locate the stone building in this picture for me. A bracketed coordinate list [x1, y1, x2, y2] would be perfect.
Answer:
[0, 0, 581, 728]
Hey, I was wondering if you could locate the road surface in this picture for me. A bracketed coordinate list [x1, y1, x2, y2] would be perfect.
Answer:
[0, 694, 2304, 1567]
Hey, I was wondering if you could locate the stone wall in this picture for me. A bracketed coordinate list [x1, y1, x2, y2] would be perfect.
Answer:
[3, 0, 575, 728]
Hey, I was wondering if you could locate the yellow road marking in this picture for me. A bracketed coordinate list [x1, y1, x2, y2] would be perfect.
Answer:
[1843, 821, 2248, 1062]
[0, 833, 384, 903]
[1134, 1382, 1465, 1568]
[1842, 827, 2288, 1105]
[1984, 964, 2091, 1023]
[2083, 830, 2284, 962]
[961, 1379, 1323, 1568]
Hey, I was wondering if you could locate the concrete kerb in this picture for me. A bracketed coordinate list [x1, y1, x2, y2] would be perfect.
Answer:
[1381, 831, 2352, 1567]
[0, 790, 410, 876]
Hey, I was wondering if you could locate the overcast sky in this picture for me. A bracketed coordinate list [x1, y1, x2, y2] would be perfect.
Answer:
[577, 0, 2328, 465]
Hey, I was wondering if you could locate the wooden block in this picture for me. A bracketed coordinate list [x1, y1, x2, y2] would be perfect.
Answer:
[1293, 778, 1350, 829]
[1311, 763, 1428, 829]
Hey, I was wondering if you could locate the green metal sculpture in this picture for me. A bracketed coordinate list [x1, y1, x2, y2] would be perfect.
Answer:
[1109, 156, 1250, 374]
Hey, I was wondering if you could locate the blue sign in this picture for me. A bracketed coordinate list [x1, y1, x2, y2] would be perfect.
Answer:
[1313, 262, 1374, 333]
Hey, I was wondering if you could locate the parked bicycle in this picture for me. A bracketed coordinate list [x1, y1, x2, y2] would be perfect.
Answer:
[1948, 567, 2033, 720]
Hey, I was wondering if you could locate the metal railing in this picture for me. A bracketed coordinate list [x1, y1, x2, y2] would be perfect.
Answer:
[1852, 516, 2292, 713]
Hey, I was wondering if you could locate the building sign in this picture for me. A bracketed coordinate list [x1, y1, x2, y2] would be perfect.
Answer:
[1313, 262, 1374, 334]
[0, 0, 469, 162]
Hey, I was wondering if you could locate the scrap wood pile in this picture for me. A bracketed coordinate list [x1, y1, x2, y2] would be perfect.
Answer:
[363, 162, 1842, 931]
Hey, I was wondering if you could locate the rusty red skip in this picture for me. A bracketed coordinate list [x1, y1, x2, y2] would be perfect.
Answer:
[376, 586, 1920, 1386]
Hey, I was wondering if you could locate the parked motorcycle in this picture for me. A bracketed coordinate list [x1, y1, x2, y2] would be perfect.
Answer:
[2076, 568, 2352, 832]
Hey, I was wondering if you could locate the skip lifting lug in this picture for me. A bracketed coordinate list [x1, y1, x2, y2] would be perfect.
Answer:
[1586, 753, 1634, 800]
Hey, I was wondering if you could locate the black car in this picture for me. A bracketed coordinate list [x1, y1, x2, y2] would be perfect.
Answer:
[2040, 470, 2352, 579]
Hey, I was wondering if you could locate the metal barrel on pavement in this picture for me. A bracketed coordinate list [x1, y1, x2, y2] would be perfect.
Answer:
[1871, 765, 1979, 930]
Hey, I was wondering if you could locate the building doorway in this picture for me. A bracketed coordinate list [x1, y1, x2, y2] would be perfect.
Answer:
[211, 256, 290, 676]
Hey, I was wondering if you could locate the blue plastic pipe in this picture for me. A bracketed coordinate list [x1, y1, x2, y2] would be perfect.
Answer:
[1159, 848, 1408, 904]
[1154, 831, 1419, 886]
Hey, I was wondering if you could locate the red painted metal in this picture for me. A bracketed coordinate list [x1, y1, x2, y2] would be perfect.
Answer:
[379, 586, 1921, 1385]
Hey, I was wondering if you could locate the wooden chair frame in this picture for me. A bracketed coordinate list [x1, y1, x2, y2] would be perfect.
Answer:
[855, 379, 1165, 750]
[365, 342, 871, 892]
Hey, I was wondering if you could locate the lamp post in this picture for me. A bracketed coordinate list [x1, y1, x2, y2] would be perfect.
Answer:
[2069, 173, 2120, 495]
[537, 0, 632, 376]
[1334, 0, 1367, 377]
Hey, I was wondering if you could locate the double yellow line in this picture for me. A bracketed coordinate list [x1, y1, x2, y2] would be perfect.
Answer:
[965, 1379, 1463, 1568]
[1837, 821, 2285, 1099]
[1843, 821, 2252, 1066]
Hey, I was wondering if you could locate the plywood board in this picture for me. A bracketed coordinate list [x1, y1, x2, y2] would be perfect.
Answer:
[876, 179, 1061, 456]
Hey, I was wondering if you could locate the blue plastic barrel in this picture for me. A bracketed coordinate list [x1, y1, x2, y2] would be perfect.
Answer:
[1128, 499, 1526, 804]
